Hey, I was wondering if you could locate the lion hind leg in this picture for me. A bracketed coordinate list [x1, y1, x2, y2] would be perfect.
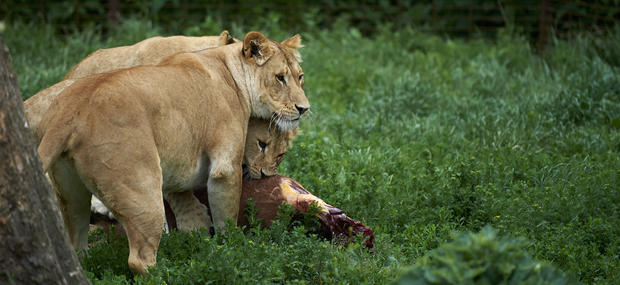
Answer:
[49, 158, 92, 250]
[73, 143, 165, 275]
[99, 173, 165, 275]
[164, 190, 212, 232]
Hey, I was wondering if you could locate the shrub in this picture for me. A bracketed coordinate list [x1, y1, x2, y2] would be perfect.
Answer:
[395, 227, 580, 285]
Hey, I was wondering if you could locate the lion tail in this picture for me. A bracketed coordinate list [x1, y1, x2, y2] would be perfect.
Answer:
[37, 120, 75, 173]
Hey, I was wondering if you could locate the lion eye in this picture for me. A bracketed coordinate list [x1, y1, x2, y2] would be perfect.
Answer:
[276, 153, 286, 163]
[276, 153, 286, 165]
[276, 74, 286, 84]
[298, 74, 304, 82]
[258, 140, 267, 151]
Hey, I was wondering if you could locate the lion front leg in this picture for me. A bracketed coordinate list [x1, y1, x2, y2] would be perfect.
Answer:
[164, 190, 212, 232]
[207, 158, 242, 232]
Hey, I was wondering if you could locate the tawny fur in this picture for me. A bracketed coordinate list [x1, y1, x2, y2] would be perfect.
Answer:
[63, 30, 236, 79]
[33, 31, 309, 275]
[243, 118, 298, 179]
[165, 118, 298, 230]
[25, 32, 237, 234]
[25, 30, 236, 135]
[28, 90, 298, 243]
[25, 31, 298, 237]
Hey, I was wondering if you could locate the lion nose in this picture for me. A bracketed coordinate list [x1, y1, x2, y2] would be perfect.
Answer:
[295, 105, 309, 115]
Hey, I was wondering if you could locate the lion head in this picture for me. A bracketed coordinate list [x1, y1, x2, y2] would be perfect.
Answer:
[241, 32, 310, 131]
[243, 118, 298, 179]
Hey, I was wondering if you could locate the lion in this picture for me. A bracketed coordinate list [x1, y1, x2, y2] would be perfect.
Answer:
[35, 31, 309, 274]
[63, 30, 237, 79]
[25, 30, 294, 236]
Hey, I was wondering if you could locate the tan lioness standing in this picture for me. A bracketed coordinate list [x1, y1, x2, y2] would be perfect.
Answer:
[36, 31, 309, 274]
[25, 31, 292, 234]
[63, 30, 236, 79]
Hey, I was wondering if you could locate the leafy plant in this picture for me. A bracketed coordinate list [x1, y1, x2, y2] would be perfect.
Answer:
[395, 227, 580, 284]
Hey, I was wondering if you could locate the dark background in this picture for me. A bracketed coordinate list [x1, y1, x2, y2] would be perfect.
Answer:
[2, 0, 619, 51]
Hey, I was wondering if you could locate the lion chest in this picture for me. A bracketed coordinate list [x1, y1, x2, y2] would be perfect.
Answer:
[160, 154, 209, 192]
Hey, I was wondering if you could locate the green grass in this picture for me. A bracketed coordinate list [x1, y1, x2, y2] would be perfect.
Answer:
[3, 18, 619, 284]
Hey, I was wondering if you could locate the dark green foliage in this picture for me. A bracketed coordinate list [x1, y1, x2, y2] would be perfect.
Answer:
[395, 227, 580, 285]
[81, 227, 132, 280]
[2, 1, 618, 39]
[3, 16, 619, 284]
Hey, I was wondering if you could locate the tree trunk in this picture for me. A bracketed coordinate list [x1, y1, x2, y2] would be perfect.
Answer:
[0, 35, 89, 285]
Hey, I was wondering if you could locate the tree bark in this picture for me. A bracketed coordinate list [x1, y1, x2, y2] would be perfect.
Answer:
[0, 35, 89, 284]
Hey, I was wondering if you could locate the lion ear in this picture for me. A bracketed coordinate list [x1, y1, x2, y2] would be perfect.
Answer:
[243, 31, 273, 66]
[219, 30, 236, 45]
[281, 34, 303, 50]
[281, 34, 303, 62]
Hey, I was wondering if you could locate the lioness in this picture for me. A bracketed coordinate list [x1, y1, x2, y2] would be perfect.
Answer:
[36, 31, 309, 274]
[63, 30, 236, 79]
[25, 30, 292, 234]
